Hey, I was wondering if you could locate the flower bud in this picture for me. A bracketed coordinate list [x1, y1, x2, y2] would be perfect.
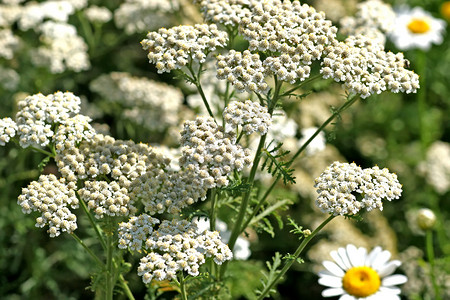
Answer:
[416, 208, 436, 230]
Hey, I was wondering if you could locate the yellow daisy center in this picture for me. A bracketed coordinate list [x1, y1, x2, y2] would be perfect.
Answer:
[407, 18, 431, 34]
[342, 266, 381, 297]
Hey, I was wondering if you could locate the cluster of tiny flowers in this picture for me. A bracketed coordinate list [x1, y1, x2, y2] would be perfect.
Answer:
[141, 24, 228, 73]
[118, 214, 160, 251]
[129, 168, 208, 215]
[90, 72, 183, 131]
[0, 29, 19, 59]
[223, 100, 272, 135]
[216, 50, 269, 94]
[238, 0, 337, 83]
[15, 1, 76, 31]
[15, 92, 81, 148]
[54, 115, 96, 153]
[56, 133, 168, 185]
[78, 180, 136, 218]
[179, 116, 252, 188]
[418, 141, 450, 194]
[0, 117, 18, 146]
[17, 174, 78, 237]
[33, 21, 90, 73]
[134, 219, 232, 283]
[340, 0, 396, 44]
[0, 66, 20, 91]
[320, 35, 420, 98]
[314, 161, 402, 216]
[114, 0, 179, 34]
[193, 0, 255, 27]
[84, 5, 112, 23]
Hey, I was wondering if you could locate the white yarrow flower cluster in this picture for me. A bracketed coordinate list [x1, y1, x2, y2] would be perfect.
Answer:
[0, 28, 19, 59]
[180, 116, 252, 188]
[79, 180, 136, 218]
[216, 50, 269, 94]
[17, 1, 76, 31]
[417, 141, 450, 195]
[0, 117, 18, 145]
[141, 24, 228, 73]
[129, 219, 232, 283]
[54, 115, 96, 153]
[114, 0, 180, 34]
[15, 92, 81, 148]
[321, 35, 420, 98]
[340, 0, 396, 45]
[223, 100, 272, 135]
[33, 21, 90, 73]
[118, 214, 160, 251]
[314, 162, 402, 216]
[17, 174, 79, 237]
[193, 0, 255, 27]
[84, 5, 112, 24]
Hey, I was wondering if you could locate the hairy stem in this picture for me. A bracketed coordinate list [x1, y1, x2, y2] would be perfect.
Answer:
[426, 230, 441, 300]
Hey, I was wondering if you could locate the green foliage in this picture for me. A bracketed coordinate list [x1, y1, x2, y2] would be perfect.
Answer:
[261, 142, 296, 185]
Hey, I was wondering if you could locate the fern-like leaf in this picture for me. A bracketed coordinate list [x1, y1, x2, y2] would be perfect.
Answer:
[261, 142, 296, 185]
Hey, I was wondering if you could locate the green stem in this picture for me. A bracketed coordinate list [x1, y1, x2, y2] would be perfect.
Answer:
[77, 191, 107, 250]
[118, 274, 135, 300]
[30, 146, 54, 158]
[426, 230, 441, 300]
[178, 273, 188, 300]
[279, 74, 322, 97]
[70, 233, 103, 266]
[209, 188, 217, 231]
[76, 11, 96, 54]
[257, 215, 336, 300]
[105, 219, 114, 300]
[186, 63, 215, 120]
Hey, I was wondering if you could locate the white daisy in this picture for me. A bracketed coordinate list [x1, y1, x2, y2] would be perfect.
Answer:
[318, 244, 407, 299]
[389, 6, 446, 51]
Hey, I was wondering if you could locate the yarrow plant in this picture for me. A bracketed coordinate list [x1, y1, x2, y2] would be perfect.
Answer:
[1, 0, 431, 299]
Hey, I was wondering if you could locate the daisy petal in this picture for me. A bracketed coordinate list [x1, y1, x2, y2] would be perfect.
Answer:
[322, 287, 345, 297]
[337, 247, 352, 269]
[346, 244, 360, 267]
[382, 274, 408, 286]
[378, 260, 401, 277]
[379, 286, 402, 294]
[365, 246, 381, 266]
[339, 294, 356, 300]
[323, 261, 345, 277]
[372, 250, 392, 271]
[318, 275, 343, 288]
[330, 250, 348, 270]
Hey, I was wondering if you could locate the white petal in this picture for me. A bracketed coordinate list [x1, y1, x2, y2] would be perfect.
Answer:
[355, 246, 367, 266]
[330, 250, 348, 270]
[346, 244, 360, 267]
[382, 274, 408, 286]
[339, 294, 356, 300]
[318, 270, 336, 277]
[322, 287, 345, 297]
[365, 246, 381, 266]
[318, 275, 343, 288]
[371, 250, 391, 271]
[379, 286, 402, 294]
[323, 261, 345, 277]
[338, 247, 352, 269]
[377, 288, 401, 299]
[377, 260, 401, 277]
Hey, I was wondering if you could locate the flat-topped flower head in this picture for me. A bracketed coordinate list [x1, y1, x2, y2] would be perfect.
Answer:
[223, 100, 271, 135]
[141, 24, 228, 73]
[193, 0, 256, 27]
[390, 6, 446, 51]
[53, 114, 96, 153]
[318, 244, 407, 299]
[17, 174, 79, 237]
[321, 34, 420, 98]
[0, 117, 18, 146]
[314, 162, 402, 216]
[340, 0, 396, 44]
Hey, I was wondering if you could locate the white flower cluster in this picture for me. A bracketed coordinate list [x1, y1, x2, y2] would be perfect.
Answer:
[118, 218, 232, 283]
[141, 24, 228, 73]
[0, 117, 17, 146]
[84, 5, 112, 24]
[216, 50, 269, 94]
[129, 168, 208, 215]
[56, 133, 168, 185]
[118, 214, 160, 251]
[223, 100, 272, 135]
[0, 28, 19, 59]
[15, 92, 81, 148]
[90, 72, 183, 131]
[0, 66, 20, 90]
[54, 115, 96, 153]
[179, 116, 252, 188]
[17, 174, 79, 237]
[114, 0, 179, 34]
[321, 35, 420, 98]
[193, 0, 255, 27]
[16, 1, 76, 31]
[78, 180, 136, 218]
[314, 161, 402, 216]
[340, 0, 396, 44]
[33, 21, 90, 73]
[418, 141, 450, 195]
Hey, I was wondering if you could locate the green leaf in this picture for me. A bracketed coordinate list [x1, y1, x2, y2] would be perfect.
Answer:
[260, 142, 296, 185]
[38, 156, 50, 172]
